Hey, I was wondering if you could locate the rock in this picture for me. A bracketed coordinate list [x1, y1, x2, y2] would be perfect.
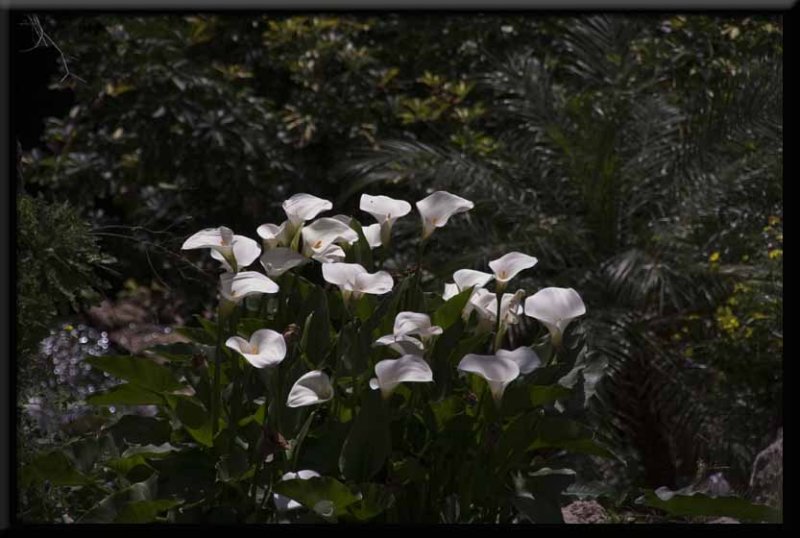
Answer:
[561, 500, 608, 524]
[749, 428, 783, 509]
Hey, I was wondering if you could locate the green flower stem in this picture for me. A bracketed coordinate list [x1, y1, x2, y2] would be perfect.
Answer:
[291, 409, 317, 470]
[493, 292, 503, 352]
[212, 304, 224, 439]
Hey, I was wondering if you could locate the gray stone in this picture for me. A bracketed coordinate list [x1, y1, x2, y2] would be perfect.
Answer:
[749, 428, 783, 509]
[561, 500, 608, 524]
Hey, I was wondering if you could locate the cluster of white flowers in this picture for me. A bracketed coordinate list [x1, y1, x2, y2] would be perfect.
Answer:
[181, 190, 587, 513]
[181, 190, 585, 410]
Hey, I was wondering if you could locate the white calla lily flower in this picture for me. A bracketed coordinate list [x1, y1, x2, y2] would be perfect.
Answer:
[489, 252, 538, 287]
[220, 271, 279, 302]
[209, 235, 261, 272]
[470, 288, 526, 330]
[360, 194, 412, 246]
[225, 329, 287, 369]
[443, 268, 495, 307]
[362, 223, 383, 249]
[524, 287, 587, 347]
[392, 312, 443, 340]
[369, 355, 434, 399]
[257, 221, 292, 249]
[301, 217, 359, 258]
[311, 243, 346, 264]
[374, 334, 425, 356]
[274, 470, 321, 511]
[443, 282, 459, 301]
[182, 226, 235, 254]
[321, 262, 394, 301]
[283, 193, 333, 225]
[454, 269, 495, 292]
[457, 354, 520, 402]
[416, 191, 474, 240]
[286, 370, 334, 408]
[260, 247, 309, 277]
[496, 346, 542, 375]
[183, 226, 260, 271]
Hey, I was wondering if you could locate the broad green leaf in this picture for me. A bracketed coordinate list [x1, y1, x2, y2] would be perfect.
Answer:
[531, 385, 573, 407]
[167, 395, 213, 447]
[106, 415, 172, 446]
[80, 475, 162, 523]
[272, 476, 360, 517]
[87, 383, 164, 406]
[115, 499, 183, 523]
[432, 287, 472, 330]
[529, 418, 613, 458]
[175, 326, 216, 346]
[21, 450, 92, 488]
[339, 391, 391, 482]
[84, 355, 184, 393]
[513, 468, 577, 523]
[146, 342, 197, 362]
[642, 488, 781, 522]
[346, 483, 395, 521]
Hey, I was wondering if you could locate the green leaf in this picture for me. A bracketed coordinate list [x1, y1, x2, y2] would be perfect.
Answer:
[513, 468, 577, 523]
[530, 385, 573, 407]
[87, 383, 165, 406]
[272, 477, 360, 518]
[432, 287, 472, 330]
[642, 488, 781, 522]
[115, 499, 183, 523]
[300, 286, 332, 365]
[21, 450, 92, 488]
[529, 418, 613, 458]
[107, 415, 172, 446]
[84, 355, 184, 393]
[175, 326, 216, 346]
[79, 475, 166, 523]
[146, 342, 198, 362]
[167, 395, 213, 447]
[339, 391, 391, 482]
[346, 483, 395, 521]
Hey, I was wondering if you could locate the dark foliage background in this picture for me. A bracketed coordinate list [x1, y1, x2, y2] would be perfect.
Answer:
[15, 13, 782, 522]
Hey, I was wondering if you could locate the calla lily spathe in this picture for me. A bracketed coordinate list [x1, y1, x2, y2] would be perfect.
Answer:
[220, 271, 279, 302]
[416, 191, 474, 240]
[301, 217, 359, 259]
[283, 193, 333, 225]
[470, 288, 526, 331]
[496, 346, 542, 375]
[274, 470, 321, 511]
[457, 354, 520, 402]
[183, 226, 261, 271]
[392, 312, 443, 340]
[524, 287, 586, 347]
[489, 252, 538, 288]
[321, 262, 394, 301]
[374, 312, 441, 356]
[311, 243, 347, 264]
[369, 355, 434, 399]
[256, 222, 292, 250]
[360, 194, 412, 246]
[374, 334, 425, 356]
[286, 370, 334, 408]
[260, 247, 309, 277]
[362, 223, 383, 249]
[225, 329, 286, 368]
[443, 269, 494, 300]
